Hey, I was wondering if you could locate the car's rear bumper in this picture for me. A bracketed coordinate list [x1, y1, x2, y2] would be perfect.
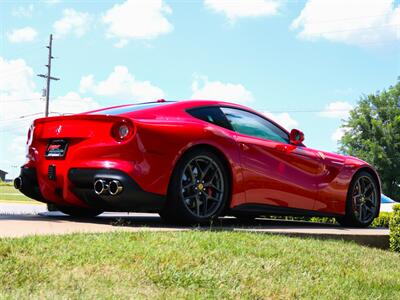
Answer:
[68, 168, 166, 212]
[16, 167, 166, 212]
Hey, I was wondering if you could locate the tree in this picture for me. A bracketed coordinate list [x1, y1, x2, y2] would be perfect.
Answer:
[339, 80, 400, 200]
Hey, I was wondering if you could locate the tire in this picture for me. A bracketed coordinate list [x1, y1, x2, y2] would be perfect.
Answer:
[160, 148, 230, 224]
[56, 205, 103, 218]
[47, 203, 58, 212]
[336, 171, 380, 228]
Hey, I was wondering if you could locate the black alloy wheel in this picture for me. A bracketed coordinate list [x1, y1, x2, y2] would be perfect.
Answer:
[160, 148, 230, 224]
[336, 171, 379, 227]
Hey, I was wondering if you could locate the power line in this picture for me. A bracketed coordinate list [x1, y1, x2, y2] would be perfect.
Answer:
[0, 98, 44, 103]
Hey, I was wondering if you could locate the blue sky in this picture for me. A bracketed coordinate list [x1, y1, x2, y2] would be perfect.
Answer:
[1, 0, 399, 178]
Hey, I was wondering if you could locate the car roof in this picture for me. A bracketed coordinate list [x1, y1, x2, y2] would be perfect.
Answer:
[86, 99, 259, 116]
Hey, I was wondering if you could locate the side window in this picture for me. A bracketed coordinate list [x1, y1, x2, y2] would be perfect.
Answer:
[187, 107, 232, 130]
[221, 107, 289, 143]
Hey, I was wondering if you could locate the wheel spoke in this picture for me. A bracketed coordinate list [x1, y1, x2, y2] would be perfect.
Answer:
[365, 197, 375, 207]
[195, 195, 200, 216]
[194, 160, 202, 175]
[187, 163, 196, 182]
[364, 183, 373, 196]
[362, 205, 369, 221]
[207, 196, 220, 202]
[353, 181, 362, 197]
[204, 183, 222, 193]
[203, 196, 208, 215]
[183, 182, 195, 190]
[360, 178, 366, 194]
[199, 161, 211, 180]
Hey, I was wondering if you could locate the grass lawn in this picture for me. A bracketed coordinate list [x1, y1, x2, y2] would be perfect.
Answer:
[0, 232, 399, 299]
[0, 184, 41, 203]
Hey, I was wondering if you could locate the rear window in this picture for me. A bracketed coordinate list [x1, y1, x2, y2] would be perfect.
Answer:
[90, 101, 174, 115]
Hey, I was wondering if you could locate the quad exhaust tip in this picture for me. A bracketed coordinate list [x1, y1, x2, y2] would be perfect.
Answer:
[109, 180, 123, 195]
[14, 177, 22, 190]
[94, 179, 123, 196]
[94, 179, 108, 195]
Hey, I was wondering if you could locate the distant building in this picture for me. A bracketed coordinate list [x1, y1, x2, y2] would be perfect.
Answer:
[0, 169, 7, 181]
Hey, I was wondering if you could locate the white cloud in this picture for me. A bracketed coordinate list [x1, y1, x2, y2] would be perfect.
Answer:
[52, 92, 100, 115]
[0, 57, 40, 125]
[79, 66, 165, 102]
[319, 101, 353, 119]
[263, 111, 299, 131]
[53, 9, 91, 38]
[8, 136, 28, 169]
[204, 0, 281, 21]
[331, 127, 350, 142]
[291, 0, 400, 47]
[102, 0, 173, 47]
[191, 75, 253, 104]
[7, 27, 38, 43]
[12, 4, 34, 17]
[0, 57, 101, 177]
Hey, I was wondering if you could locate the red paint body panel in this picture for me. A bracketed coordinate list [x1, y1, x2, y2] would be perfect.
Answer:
[21, 100, 380, 215]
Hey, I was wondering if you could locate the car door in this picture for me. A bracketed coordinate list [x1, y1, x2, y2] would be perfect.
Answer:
[221, 107, 325, 211]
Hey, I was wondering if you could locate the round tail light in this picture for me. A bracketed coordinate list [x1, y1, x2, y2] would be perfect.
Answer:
[111, 120, 135, 142]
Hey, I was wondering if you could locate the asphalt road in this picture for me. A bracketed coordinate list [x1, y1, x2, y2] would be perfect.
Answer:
[0, 202, 390, 248]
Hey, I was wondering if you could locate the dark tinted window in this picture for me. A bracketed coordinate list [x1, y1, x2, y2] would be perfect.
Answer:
[221, 107, 289, 143]
[89, 101, 174, 115]
[187, 107, 232, 130]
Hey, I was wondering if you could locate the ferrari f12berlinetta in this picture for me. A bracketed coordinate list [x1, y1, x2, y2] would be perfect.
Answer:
[15, 100, 381, 227]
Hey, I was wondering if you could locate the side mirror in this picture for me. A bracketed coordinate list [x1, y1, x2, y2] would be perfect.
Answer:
[289, 129, 304, 145]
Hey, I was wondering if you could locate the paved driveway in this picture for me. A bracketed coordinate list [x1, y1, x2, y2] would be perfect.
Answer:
[0, 202, 390, 248]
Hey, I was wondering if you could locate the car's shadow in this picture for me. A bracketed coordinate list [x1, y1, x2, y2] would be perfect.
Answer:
[39, 211, 344, 229]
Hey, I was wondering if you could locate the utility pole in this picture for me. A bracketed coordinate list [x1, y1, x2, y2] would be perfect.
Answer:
[37, 34, 60, 117]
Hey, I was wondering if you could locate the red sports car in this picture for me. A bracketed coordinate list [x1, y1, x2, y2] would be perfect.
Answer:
[15, 100, 381, 227]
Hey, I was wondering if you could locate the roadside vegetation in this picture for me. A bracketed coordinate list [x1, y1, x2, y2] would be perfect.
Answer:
[0, 184, 38, 203]
[1, 231, 400, 299]
[390, 204, 400, 252]
[339, 79, 400, 200]
[266, 212, 393, 229]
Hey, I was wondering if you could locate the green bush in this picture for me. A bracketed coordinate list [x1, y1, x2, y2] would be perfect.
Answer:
[371, 212, 392, 228]
[264, 213, 393, 228]
[390, 204, 400, 252]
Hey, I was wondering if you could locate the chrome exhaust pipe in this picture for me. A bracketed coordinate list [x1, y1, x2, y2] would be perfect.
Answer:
[14, 177, 22, 190]
[94, 179, 108, 195]
[109, 180, 123, 196]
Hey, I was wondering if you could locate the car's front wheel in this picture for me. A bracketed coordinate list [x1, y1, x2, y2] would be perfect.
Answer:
[336, 171, 379, 227]
[160, 148, 230, 224]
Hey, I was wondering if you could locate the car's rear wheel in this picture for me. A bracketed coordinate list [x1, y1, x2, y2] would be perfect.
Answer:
[160, 148, 230, 224]
[336, 171, 379, 227]
[56, 205, 103, 218]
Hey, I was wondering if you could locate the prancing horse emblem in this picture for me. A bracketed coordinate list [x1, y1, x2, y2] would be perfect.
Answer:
[55, 125, 62, 135]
